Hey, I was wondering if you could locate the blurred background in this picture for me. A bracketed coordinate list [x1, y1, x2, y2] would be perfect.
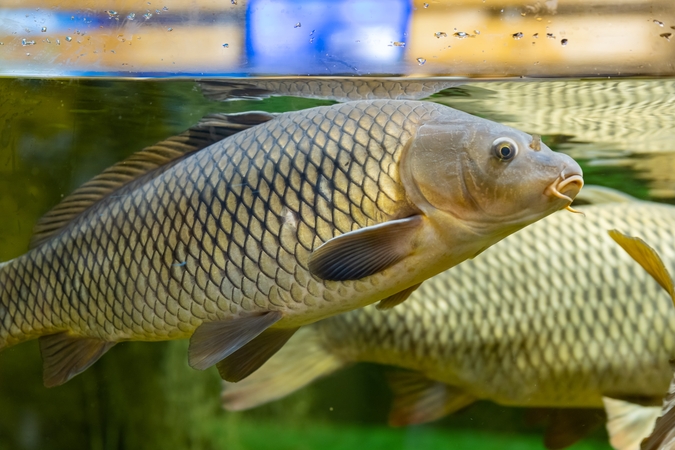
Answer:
[0, 0, 673, 77]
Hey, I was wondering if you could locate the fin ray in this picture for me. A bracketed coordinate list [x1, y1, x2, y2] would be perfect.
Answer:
[216, 327, 299, 382]
[386, 370, 476, 426]
[221, 327, 346, 410]
[377, 283, 422, 310]
[30, 112, 275, 249]
[603, 397, 661, 450]
[188, 311, 282, 370]
[39, 333, 115, 387]
[309, 216, 424, 281]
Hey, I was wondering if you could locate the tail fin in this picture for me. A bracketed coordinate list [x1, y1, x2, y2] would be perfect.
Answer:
[221, 326, 347, 411]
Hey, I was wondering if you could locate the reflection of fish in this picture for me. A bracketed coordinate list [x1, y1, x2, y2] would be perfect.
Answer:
[199, 78, 462, 102]
[222, 188, 675, 450]
[0, 100, 581, 388]
[610, 232, 675, 450]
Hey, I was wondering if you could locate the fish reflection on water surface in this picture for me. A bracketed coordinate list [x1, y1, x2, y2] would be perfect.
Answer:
[0, 99, 582, 388]
[223, 188, 675, 450]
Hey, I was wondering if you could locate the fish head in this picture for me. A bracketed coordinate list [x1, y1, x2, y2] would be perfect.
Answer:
[403, 112, 583, 237]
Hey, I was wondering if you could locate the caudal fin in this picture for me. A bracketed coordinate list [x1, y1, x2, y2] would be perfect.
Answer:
[221, 326, 347, 411]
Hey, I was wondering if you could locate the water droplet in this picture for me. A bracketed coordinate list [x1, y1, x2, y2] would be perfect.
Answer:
[143, 12, 152, 20]
[417, 57, 426, 65]
[66, 36, 72, 42]
[434, 31, 447, 38]
[294, 22, 301, 28]
[561, 38, 568, 46]
[392, 41, 406, 47]
[56, 39, 60, 45]
[310, 30, 315, 36]
[654, 19, 664, 27]
[512, 32, 523, 40]
[661, 33, 672, 41]
[0, 42, 3, 45]
[163, 6, 169, 11]
[127, 12, 136, 20]
[231, 0, 237, 3]
[423, 2, 429, 7]
[222, 43, 229, 48]
[474, 30, 480, 35]
[309, 37, 314, 43]
[21, 39, 36, 46]
[41, 27, 47, 32]
[533, 33, 539, 38]
[46, 38, 50, 43]
[546, 33, 555, 39]
[453, 32, 468, 39]
[107, 10, 117, 17]
[167, 27, 173, 32]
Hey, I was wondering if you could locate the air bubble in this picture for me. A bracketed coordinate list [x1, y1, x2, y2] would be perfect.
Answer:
[423, 3, 429, 7]
[222, 43, 229, 48]
[561, 38, 568, 46]
[512, 32, 523, 40]
[392, 41, 405, 47]
[654, 19, 664, 27]
[294, 22, 301, 28]
[66, 36, 72, 42]
[453, 32, 468, 39]
[434, 31, 447, 38]
[127, 12, 136, 20]
[661, 33, 672, 41]
[41, 27, 47, 32]
[417, 57, 426, 65]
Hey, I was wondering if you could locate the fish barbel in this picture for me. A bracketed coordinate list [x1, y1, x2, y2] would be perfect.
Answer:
[222, 190, 675, 449]
[0, 100, 581, 387]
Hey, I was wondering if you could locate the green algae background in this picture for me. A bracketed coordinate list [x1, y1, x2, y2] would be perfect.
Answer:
[0, 77, 655, 449]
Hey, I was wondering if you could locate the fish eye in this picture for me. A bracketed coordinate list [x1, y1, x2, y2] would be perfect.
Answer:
[492, 138, 518, 161]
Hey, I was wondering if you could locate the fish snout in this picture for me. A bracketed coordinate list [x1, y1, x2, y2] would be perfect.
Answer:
[545, 156, 584, 206]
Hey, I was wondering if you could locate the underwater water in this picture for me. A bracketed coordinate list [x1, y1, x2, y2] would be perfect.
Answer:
[1, 77, 675, 450]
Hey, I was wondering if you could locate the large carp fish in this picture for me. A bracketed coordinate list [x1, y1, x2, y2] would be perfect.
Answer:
[221, 188, 675, 450]
[0, 100, 582, 388]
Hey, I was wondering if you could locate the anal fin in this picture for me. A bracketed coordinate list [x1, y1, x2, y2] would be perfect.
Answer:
[377, 283, 422, 310]
[386, 370, 476, 426]
[39, 333, 116, 387]
[217, 327, 299, 382]
[188, 311, 282, 370]
[542, 408, 606, 450]
[603, 396, 661, 450]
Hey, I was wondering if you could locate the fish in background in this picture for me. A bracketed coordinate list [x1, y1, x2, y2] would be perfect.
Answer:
[0, 100, 582, 388]
[198, 78, 463, 102]
[610, 232, 675, 450]
[221, 187, 675, 450]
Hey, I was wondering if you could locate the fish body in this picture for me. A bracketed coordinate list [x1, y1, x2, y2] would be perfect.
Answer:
[0, 100, 581, 386]
[199, 78, 463, 102]
[222, 198, 675, 417]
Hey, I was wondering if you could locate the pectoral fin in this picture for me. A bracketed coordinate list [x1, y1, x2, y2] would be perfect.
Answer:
[188, 311, 282, 370]
[603, 397, 661, 450]
[308, 216, 424, 281]
[377, 283, 422, 310]
[39, 333, 116, 387]
[386, 370, 476, 426]
[216, 327, 299, 382]
[608, 230, 675, 306]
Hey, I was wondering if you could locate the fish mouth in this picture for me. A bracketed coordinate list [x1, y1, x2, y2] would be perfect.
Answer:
[545, 170, 584, 213]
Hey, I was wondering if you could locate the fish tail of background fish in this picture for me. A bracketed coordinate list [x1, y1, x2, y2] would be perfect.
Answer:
[221, 326, 347, 411]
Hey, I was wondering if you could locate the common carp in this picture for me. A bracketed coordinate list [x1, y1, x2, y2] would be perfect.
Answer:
[199, 77, 463, 102]
[0, 100, 582, 388]
[221, 188, 675, 450]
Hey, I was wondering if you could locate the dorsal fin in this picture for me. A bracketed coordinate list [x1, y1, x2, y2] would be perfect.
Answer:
[30, 111, 276, 249]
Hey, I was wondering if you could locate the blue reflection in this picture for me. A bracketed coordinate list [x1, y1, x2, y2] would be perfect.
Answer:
[246, 0, 412, 75]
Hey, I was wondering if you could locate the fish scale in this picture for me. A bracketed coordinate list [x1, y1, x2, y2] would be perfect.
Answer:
[314, 202, 675, 407]
[0, 100, 439, 348]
